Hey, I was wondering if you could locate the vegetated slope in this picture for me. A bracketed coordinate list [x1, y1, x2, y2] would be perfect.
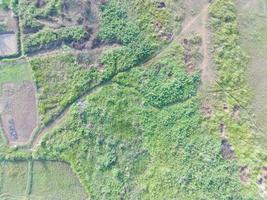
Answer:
[32, 0, 262, 196]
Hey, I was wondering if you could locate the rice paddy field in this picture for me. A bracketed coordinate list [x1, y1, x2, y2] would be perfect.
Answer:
[0, 161, 87, 200]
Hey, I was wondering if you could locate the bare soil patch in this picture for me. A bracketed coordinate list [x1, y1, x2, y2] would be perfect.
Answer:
[178, 3, 215, 90]
[239, 166, 251, 184]
[0, 9, 18, 33]
[0, 81, 38, 144]
[0, 33, 18, 56]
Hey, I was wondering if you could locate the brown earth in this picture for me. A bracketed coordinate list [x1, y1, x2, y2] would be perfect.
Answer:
[0, 81, 38, 144]
[0, 9, 18, 32]
[0, 33, 18, 56]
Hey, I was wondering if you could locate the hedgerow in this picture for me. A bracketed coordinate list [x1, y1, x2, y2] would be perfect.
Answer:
[18, 0, 63, 32]
[24, 26, 86, 53]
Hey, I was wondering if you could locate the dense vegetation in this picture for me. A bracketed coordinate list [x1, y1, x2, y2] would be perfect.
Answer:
[24, 26, 87, 53]
[30, 53, 99, 125]
[0, 0, 265, 199]
[17, 0, 63, 32]
[34, 40, 258, 199]
[30, 0, 164, 125]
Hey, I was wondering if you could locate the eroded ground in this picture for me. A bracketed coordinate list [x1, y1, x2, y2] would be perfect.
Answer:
[0, 33, 18, 56]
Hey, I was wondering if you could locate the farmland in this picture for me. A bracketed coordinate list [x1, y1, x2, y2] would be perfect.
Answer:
[0, 161, 87, 200]
[0, 0, 266, 199]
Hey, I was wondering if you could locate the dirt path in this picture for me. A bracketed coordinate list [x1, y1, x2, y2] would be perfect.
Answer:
[199, 5, 215, 90]
[143, 3, 210, 68]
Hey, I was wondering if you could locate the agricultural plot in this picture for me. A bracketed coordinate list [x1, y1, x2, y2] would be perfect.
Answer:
[237, 0, 267, 148]
[0, 33, 17, 56]
[0, 161, 28, 199]
[0, 6, 18, 57]
[0, 61, 38, 145]
[30, 161, 87, 200]
[0, 161, 87, 200]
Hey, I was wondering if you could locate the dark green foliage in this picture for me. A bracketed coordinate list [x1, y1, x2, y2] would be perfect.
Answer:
[18, 0, 62, 32]
[98, 1, 140, 44]
[24, 26, 86, 53]
[20, 0, 262, 199]
[98, 0, 158, 80]
[114, 45, 200, 108]
[30, 0, 160, 124]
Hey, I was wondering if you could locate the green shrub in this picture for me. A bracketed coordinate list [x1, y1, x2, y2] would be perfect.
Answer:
[24, 26, 86, 53]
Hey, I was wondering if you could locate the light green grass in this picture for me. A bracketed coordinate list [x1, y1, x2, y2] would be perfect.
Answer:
[30, 161, 87, 200]
[0, 60, 33, 94]
[0, 161, 87, 200]
[0, 161, 28, 200]
[237, 0, 267, 149]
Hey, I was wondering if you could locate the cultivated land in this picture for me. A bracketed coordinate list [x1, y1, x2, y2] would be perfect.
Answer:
[0, 0, 266, 199]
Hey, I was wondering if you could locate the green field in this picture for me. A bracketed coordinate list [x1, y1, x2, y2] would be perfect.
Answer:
[0, 161, 87, 200]
[237, 0, 267, 149]
[0, 60, 32, 94]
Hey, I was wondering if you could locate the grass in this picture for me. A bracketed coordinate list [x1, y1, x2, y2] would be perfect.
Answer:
[30, 161, 87, 200]
[0, 60, 33, 94]
[237, 0, 267, 149]
[0, 0, 10, 10]
[30, 53, 100, 125]
[0, 161, 87, 200]
[0, 0, 265, 199]
[30, 0, 164, 125]
[0, 161, 28, 199]
[208, 0, 267, 196]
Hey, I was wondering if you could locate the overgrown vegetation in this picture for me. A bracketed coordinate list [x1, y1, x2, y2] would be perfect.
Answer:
[208, 0, 266, 195]
[30, 0, 163, 125]
[24, 26, 87, 53]
[34, 42, 258, 199]
[30, 53, 99, 125]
